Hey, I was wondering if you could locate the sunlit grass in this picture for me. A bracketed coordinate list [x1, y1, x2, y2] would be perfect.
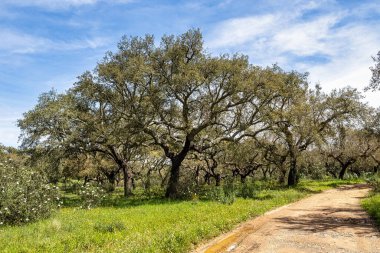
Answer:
[0, 179, 362, 253]
[362, 193, 380, 226]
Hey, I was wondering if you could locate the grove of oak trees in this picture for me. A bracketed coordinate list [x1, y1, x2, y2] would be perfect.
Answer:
[18, 30, 380, 198]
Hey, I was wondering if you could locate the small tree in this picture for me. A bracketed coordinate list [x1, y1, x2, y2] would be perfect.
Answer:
[366, 51, 380, 91]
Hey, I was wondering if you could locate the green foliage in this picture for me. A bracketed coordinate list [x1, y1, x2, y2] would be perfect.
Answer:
[141, 186, 166, 199]
[0, 179, 361, 252]
[362, 192, 380, 225]
[238, 182, 259, 199]
[221, 178, 236, 204]
[366, 51, 380, 91]
[93, 221, 126, 233]
[366, 176, 380, 192]
[78, 183, 107, 209]
[0, 159, 60, 226]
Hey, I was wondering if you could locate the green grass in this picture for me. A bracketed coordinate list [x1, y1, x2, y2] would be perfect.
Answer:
[362, 193, 380, 225]
[0, 179, 362, 253]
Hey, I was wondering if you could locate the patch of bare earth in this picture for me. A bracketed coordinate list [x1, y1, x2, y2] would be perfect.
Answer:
[193, 184, 380, 253]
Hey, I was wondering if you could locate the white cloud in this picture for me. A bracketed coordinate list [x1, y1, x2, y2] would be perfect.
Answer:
[207, 14, 279, 49]
[271, 15, 341, 56]
[1, 0, 134, 10]
[206, 2, 380, 107]
[0, 29, 109, 54]
[1, 0, 97, 9]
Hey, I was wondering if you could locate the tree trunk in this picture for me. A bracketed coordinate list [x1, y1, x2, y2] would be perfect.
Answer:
[165, 137, 191, 198]
[287, 156, 298, 186]
[165, 157, 182, 198]
[105, 171, 116, 192]
[195, 166, 200, 186]
[204, 173, 211, 185]
[338, 164, 349, 179]
[240, 175, 247, 184]
[278, 166, 287, 184]
[130, 176, 136, 190]
[215, 174, 221, 186]
[122, 165, 131, 197]
[145, 170, 152, 190]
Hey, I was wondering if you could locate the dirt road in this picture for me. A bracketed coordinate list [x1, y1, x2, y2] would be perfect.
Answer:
[193, 184, 380, 253]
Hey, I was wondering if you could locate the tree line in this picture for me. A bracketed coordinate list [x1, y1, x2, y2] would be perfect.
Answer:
[17, 29, 380, 198]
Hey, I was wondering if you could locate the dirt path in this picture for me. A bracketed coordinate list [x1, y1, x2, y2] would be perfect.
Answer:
[193, 184, 380, 253]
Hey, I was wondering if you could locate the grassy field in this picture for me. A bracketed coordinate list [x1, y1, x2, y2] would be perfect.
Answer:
[0, 179, 362, 253]
[362, 193, 380, 225]
[362, 176, 380, 227]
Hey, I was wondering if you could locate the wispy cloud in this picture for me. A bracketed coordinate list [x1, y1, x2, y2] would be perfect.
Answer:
[0, 29, 109, 54]
[205, 1, 380, 106]
[1, 0, 135, 10]
[207, 14, 279, 49]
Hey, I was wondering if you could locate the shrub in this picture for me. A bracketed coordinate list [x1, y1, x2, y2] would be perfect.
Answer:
[0, 159, 60, 226]
[142, 186, 165, 199]
[221, 178, 235, 204]
[238, 182, 258, 199]
[199, 179, 236, 204]
[367, 176, 380, 193]
[78, 183, 106, 209]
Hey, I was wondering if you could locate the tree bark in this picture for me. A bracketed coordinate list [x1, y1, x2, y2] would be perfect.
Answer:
[338, 164, 349, 179]
[204, 173, 211, 185]
[164, 136, 191, 198]
[104, 171, 116, 192]
[165, 157, 182, 198]
[122, 165, 131, 197]
[278, 166, 287, 184]
[215, 174, 221, 186]
[287, 155, 298, 186]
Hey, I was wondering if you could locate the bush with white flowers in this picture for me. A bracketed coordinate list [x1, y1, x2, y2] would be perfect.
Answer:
[0, 159, 60, 226]
[78, 183, 106, 209]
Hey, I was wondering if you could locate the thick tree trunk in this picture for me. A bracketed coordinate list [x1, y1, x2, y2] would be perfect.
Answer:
[278, 166, 287, 184]
[215, 174, 221, 186]
[204, 173, 211, 185]
[105, 171, 116, 192]
[145, 170, 152, 190]
[287, 156, 298, 186]
[165, 137, 191, 198]
[122, 165, 131, 197]
[338, 164, 349, 179]
[165, 157, 182, 198]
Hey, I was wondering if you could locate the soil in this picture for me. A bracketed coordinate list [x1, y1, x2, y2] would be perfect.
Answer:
[193, 184, 380, 253]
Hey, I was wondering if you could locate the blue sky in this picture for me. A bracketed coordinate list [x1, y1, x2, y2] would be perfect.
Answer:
[1, 0, 380, 147]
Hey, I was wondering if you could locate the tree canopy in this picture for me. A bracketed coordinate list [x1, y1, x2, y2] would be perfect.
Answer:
[18, 30, 380, 198]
